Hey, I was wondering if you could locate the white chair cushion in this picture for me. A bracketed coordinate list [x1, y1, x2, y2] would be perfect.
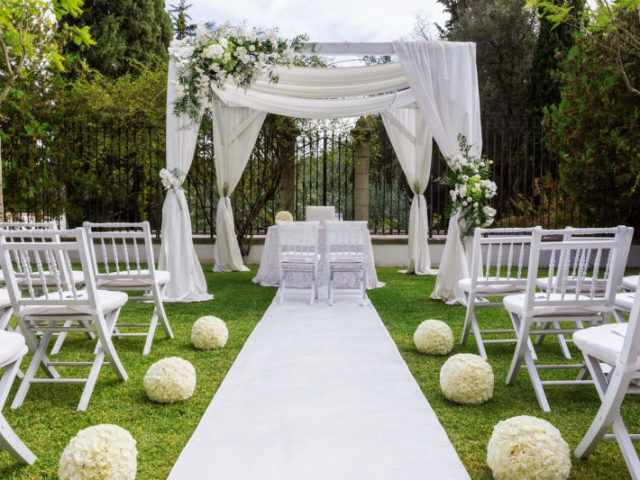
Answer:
[615, 292, 635, 313]
[535, 276, 607, 292]
[16, 270, 85, 288]
[623, 275, 639, 292]
[0, 288, 10, 310]
[21, 290, 128, 317]
[96, 269, 170, 288]
[458, 277, 525, 294]
[0, 330, 26, 366]
[328, 256, 364, 263]
[503, 293, 606, 317]
[573, 323, 640, 370]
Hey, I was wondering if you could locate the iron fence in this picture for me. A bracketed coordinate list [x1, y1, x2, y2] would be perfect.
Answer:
[2, 117, 627, 238]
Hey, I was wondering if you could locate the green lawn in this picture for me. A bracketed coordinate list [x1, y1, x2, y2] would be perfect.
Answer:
[0, 266, 636, 479]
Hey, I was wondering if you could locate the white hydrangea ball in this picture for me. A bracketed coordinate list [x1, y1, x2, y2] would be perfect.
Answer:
[144, 357, 196, 404]
[58, 424, 137, 480]
[191, 316, 228, 350]
[487, 415, 571, 480]
[439, 353, 494, 404]
[275, 210, 293, 222]
[413, 319, 454, 355]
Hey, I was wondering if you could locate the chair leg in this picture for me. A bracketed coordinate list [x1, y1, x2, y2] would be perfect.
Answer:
[155, 284, 173, 339]
[49, 320, 72, 355]
[0, 415, 36, 464]
[95, 312, 128, 383]
[460, 292, 475, 346]
[470, 311, 488, 360]
[12, 329, 56, 409]
[77, 348, 105, 411]
[328, 268, 334, 306]
[506, 312, 529, 385]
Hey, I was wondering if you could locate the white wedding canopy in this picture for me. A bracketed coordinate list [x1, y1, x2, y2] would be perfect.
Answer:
[161, 40, 481, 303]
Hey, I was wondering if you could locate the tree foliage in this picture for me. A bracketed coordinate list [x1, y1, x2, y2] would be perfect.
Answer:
[65, 0, 173, 77]
[439, 0, 537, 120]
[168, 0, 196, 40]
[543, 7, 640, 230]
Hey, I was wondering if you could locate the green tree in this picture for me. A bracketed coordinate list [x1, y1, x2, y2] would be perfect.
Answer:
[543, 7, 640, 231]
[440, 0, 537, 120]
[527, 0, 584, 124]
[168, 0, 196, 40]
[66, 0, 173, 77]
[0, 0, 93, 218]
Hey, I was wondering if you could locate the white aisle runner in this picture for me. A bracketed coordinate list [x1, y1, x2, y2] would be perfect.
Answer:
[168, 300, 470, 480]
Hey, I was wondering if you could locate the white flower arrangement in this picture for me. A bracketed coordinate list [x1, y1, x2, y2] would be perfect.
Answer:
[144, 357, 196, 404]
[439, 135, 498, 238]
[159, 168, 186, 191]
[275, 210, 294, 223]
[487, 415, 571, 480]
[58, 424, 137, 480]
[439, 353, 494, 405]
[191, 316, 229, 350]
[413, 319, 454, 355]
[170, 23, 308, 120]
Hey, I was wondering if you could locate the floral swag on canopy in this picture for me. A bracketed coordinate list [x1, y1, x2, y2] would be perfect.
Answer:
[169, 23, 308, 120]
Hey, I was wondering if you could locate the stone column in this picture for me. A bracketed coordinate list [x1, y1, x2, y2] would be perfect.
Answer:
[279, 117, 299, 216]
[351, 117, 373, 222]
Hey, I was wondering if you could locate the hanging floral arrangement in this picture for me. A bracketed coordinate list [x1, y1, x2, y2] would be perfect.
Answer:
[169, 23, 308, 120]
[439, 135, 498, 238]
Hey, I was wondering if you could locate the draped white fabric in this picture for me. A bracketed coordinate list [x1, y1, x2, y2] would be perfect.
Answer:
[252, 63, 409, 98]
[212, 99, 267, 272]
[213, 86, 416, 119]
[392, 41, 482, 303]
[381, 108, 435, 275]
[159, 60, 212, 301]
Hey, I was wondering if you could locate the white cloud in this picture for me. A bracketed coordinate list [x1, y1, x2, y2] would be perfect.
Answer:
[187, 0, 447, 42]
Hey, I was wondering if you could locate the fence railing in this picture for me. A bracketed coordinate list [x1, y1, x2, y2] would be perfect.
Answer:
[2, 117, 628, 239]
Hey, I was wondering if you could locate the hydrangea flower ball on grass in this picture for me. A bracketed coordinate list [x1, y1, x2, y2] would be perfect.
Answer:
[439, 353, 494, 404]
[191, 316, 228, 350]
[487, 415, 571, 480]
[144, 357, 196, 404]
[58, 424, 137, 480]
[413, 319, 454, 355]
[275, 210, 293, 222]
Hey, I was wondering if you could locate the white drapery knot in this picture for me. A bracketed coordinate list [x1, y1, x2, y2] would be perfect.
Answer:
[160, 168, 186, 192]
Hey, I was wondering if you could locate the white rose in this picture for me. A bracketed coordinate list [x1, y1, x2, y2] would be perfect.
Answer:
[473, 202, 479, 208]
[462, 174, 469, 182]
[249, 44, 256, 52]
[483, 206, 496, 217]
[467, 196, 472, 202]
[462, 201, 468, 207]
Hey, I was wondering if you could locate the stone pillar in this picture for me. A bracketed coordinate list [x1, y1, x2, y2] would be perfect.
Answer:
[351, 117, 373, 222]
[279, 117, 299, 216]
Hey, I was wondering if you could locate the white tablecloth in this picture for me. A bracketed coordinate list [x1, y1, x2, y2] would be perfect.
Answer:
[252, 225, 383, 290]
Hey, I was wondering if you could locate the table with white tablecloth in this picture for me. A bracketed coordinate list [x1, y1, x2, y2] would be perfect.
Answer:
[252, 225, 383, 290]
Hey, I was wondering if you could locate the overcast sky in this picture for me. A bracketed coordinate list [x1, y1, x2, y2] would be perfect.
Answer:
[185, 0, 448, 43]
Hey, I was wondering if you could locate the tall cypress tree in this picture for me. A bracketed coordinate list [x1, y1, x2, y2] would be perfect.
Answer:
[68, 0, 173, 77]
[528, 0, 584, 124]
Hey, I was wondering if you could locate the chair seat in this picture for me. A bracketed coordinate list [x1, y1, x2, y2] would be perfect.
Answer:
[0, 289, 10, 310]
[535, 276, 607, 292]
[623, 275, 639, 292]
[21, 290, 128, 317]
[0, 330, 26, 366]
[503, 293, 606, 317]
[329, 256, 364, 264]
[615, 292, 635, 313]
[458, 277, 526, 294]
[97, 270, 170, 288]
[16, 270, 85, 288]
[281, 255, 319, 265]
[573, 323, 640, 370]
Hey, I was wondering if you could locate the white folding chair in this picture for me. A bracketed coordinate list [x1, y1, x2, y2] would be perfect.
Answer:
[504, 226, 633, 412]
[0, 330, 35, 464]
[534, 227, 633, 356]
[0, 228, 129, 411]
[0, 289, 13, 332]
[82, 222, 172, 355]
[325, 221, 368, 306]
[622, 275, 639, 292]
[277, 221, 320, 305]
[573, 283, 640, 477]
[305, 206, 335, 223]
[459, 227, 537, 359]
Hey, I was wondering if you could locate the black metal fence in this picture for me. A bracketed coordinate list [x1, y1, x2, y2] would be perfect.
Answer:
[1, 116, 623, 238]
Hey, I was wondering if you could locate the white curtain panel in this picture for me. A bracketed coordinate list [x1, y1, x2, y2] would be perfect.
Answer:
[159, 60, 212, 301]
[381, 108, 435, 275]
[212, 99, 267, 272]
[393, 41, 483, 303]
